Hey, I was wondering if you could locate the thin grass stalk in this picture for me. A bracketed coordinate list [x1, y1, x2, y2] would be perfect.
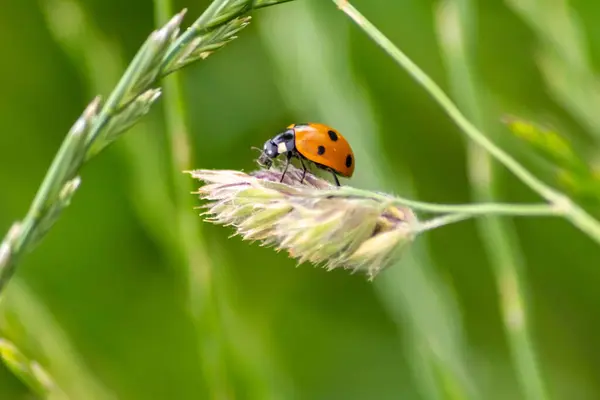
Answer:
[154, 0, 231, 397]
[436, 1, 549, 399]
[337, 187, 556, 217]
[333, 0, 600, 246]
[258, 3, 476, 398]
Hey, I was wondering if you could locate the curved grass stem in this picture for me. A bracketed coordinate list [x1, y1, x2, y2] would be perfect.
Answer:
[435, 1, 549, 397]
[333, 0, 600, 246]
[336, 187, 559, 217]
[390, 200, 556, 217]
[416, 213, 472, 233]
[154, 0, 231, 397]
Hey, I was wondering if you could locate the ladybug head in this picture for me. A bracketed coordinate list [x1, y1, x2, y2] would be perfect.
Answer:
[258, 139, 278, 167]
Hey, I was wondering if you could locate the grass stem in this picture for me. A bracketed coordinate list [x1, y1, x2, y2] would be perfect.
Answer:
[154, 0, 231, 398]
[436, 1, 549, 398]
[416, 213, 472, 233]
[337, 187, 558, 217]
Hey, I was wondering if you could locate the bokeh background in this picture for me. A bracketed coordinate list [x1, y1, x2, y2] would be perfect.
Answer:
[1, 0, 600, 399]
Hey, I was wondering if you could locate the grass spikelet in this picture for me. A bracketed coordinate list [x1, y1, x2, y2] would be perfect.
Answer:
[188, 165, 417, 279]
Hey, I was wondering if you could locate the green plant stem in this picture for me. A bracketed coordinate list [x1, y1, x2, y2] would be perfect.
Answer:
[153, 0, 211, 300]
[335, 187, 558, 217]
[154, 1, 230, 398]
[436, 1, 549, 398]
[390, 201, 555, 217]
[401, 202, 556, 217]
[416, 213, 472, 232]
[333, 0, 600, 246]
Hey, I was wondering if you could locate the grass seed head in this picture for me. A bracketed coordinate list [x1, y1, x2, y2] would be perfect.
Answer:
[188, 165, 417, 279]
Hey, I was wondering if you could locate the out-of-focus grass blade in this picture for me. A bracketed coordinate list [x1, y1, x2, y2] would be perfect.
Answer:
[217, 273, 297, 400]
[0, 338, 61, 399]
[258, 2, 476, 398]
[504, 117, 600, 202]
[436, 1, 549, 399]
[1, 281, 115, 399]
[504, 117, 587, 172]
[505, 0, 600, 140]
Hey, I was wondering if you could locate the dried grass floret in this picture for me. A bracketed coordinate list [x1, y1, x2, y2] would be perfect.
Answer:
[189, 165, 417, 279]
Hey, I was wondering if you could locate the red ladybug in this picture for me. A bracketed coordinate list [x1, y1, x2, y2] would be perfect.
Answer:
[258, 123, 355, 186]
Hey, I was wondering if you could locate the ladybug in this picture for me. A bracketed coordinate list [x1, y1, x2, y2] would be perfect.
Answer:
[258, 123, 355, 186]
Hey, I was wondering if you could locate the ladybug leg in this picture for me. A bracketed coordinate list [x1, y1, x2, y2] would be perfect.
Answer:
[299, 157, 308, 183]
[280, 153, 292, 183]
[332, 171, 341, 187]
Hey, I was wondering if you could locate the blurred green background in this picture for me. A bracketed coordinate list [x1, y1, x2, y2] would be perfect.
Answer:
[1, 0, 600, 399]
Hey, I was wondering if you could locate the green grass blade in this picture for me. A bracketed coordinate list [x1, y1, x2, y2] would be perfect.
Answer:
[0, 338, 60, 398]
[2, 281, 115, 399]
[436, 1, 549, 399]
[505, 0, 600, 139]
[154, 0, 232, 397]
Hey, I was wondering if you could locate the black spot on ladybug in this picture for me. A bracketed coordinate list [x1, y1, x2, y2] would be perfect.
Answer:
[345, 154, 353, 168]
[318, 145, 326, 155]
[328, 130, 338, 141]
